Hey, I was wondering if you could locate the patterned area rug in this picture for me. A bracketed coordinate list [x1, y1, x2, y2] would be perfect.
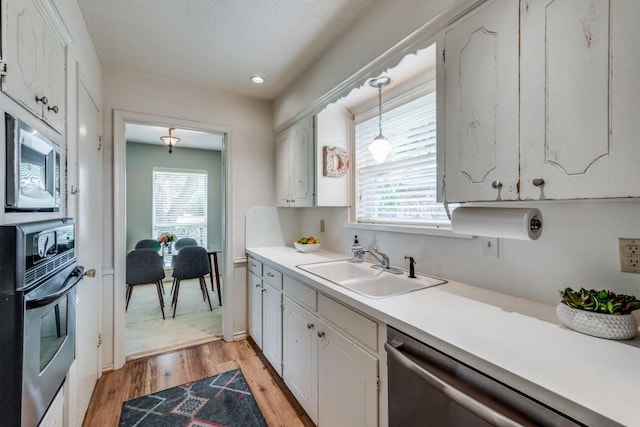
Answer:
[119, 369, 267, 426]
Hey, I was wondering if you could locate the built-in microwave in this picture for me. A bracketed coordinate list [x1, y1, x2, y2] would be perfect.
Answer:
[5, 113, 61, 211]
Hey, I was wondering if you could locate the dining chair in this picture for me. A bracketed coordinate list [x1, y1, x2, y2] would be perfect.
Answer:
[171, 237, 199, 268]
[134, 239, 158, 249]
[171, 246, 213, 318]
[126, 249, 166, 319]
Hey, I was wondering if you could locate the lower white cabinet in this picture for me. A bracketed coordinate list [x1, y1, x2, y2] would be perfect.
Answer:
[248, 271, 263, 349]
[262, 282, 283, 375]
[318, 320, 378, 427]
[282, 283, 379, 427]
[283, 297, 319, 423]
[39, 387, 64, 427]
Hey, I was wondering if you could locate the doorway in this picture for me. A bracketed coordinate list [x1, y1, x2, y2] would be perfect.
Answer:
[113, 111, 233, 368]
[124, 123, 224, 359]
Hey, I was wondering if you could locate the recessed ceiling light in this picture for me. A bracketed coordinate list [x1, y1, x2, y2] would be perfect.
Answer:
[250, 75, 265, 84]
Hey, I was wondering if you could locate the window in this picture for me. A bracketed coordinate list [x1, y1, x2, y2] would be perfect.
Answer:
[152, 168, 208, 245]
[354, 82, 450, 226]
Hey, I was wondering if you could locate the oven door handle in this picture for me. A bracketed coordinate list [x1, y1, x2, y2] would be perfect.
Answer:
[26, 266, 85, 309]
[385, 342, 523, 427]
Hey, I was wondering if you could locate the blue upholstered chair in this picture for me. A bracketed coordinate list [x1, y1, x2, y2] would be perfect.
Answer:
[171, 237, 199, 267]
[126, 249, 166, 319]
[171, 246, 213, 318]
[134, 239, 159, 249]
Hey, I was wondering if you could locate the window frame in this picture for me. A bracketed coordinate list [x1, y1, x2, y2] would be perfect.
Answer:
[152, 167, 209, 245]
[348, 76, 460, 236]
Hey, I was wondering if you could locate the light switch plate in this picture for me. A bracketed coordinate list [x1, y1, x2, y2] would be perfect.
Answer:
[481, 237, 499, 258]
[619, 238, 640, 273]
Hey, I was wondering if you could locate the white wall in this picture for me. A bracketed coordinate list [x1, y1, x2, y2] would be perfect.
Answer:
[299, 202, 640, 312]
[100, 67, 273, 367]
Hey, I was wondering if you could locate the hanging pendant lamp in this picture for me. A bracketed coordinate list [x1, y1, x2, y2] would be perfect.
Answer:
[368, 76, 392, 163]
[160, 127, 180, 153]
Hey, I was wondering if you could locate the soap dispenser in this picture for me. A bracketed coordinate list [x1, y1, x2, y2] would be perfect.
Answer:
[351, 235, 363, 263]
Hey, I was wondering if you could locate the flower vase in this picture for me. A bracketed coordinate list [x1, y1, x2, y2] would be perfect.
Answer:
[167, 243, 172, 254]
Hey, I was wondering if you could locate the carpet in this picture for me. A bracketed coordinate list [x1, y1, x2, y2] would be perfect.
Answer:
[119, 368, 267, 427]
[126, 279, 222, 359]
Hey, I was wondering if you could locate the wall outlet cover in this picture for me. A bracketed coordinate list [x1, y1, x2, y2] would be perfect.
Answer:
[619, 238, 640, 273]
[481, 237, 499, 258]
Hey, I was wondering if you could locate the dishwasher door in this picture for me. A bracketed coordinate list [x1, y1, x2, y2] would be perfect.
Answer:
[386, 327, 583, 427]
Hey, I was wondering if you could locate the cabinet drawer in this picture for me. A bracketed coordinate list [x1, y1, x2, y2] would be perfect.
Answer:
[263, 265, 283, 288]
[284, 275, 317, 311]
[248, 257, 262, 276]
[318, 294, 377, 352]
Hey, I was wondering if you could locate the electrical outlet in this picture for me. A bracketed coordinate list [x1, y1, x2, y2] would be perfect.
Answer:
[619, 238, 640, 273]
[481, 237, 499, 258]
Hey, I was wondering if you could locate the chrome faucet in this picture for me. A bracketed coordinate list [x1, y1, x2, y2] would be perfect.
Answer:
[367, 247, 390, 268]
[366, 247, 403, 274]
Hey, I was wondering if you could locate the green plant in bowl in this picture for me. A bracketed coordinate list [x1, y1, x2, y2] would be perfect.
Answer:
[559, 287, 640, 315]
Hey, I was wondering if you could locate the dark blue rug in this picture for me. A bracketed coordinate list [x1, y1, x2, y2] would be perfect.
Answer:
[119, 368, 267, 426]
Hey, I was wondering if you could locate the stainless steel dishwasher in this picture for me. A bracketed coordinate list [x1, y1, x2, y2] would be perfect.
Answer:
[385, 327, 587, 427]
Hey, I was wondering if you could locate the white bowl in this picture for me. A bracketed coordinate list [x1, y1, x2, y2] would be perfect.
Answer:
[294, 242, 321, 253]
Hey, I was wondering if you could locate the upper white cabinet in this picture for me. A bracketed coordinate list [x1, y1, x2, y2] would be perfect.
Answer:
[276, 115, 315, 207]
[442, 0, 640, 202]
[441, 0, 519, 202]
[3, 0, 68, 133]
[520, 0, 640, 200]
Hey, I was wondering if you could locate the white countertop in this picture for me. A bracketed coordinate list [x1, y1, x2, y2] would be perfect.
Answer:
[247, 246, 640, 427]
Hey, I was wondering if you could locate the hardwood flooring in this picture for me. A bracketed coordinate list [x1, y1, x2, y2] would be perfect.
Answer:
[83, 339, 314, 427]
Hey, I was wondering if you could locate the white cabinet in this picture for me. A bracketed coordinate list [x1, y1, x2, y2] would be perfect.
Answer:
[442, 0, 640, 202]
[247, 257, 282, 374]
[441, 0, 519, 202]
[520, 0, 640, 200]
[3, 0, 67, 133]
[318, 320, 378, 427]
[282, 277, 379, 427]
[248, 269, 263, 349]
[276, 115, 315, 207]
[39, 387, 64, 427]
[283, 296, 319, 423]
[262, 281, 282, 375]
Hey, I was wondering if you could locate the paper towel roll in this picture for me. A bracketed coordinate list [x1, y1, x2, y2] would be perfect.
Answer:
[451, 207, 543, 240]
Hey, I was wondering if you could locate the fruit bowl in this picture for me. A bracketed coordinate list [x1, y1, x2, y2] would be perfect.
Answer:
[294, 242, 321, 253]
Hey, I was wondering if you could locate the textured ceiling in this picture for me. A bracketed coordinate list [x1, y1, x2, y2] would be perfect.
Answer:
[77, 0, 382, 100]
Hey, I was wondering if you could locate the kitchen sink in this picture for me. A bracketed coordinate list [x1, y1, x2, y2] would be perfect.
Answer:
[297, 260, 447, 298]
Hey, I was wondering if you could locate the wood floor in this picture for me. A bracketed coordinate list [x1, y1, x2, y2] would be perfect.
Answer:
[83, 339, 314, 426]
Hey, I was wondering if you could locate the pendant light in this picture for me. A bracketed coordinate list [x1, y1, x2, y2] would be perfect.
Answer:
[160, 127, 180, 153]
[368, 76, 392, 163]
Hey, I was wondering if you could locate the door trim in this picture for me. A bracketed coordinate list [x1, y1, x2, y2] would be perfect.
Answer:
[112, 109, 232, 369]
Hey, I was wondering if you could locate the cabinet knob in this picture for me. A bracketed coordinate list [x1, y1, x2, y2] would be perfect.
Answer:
[261, 289, 266, 293]
[35, 95, 48, 105]
[307, 323, 314, 329]
[47, 105, 59, 114]
[532, 178, 545, 187]
[255, 283, 261, 288]
[491, 180, 502, 189]
[317, 331, 325, 338]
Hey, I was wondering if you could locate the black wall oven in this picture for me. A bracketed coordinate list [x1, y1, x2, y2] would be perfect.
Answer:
[0, 219, 84, 426]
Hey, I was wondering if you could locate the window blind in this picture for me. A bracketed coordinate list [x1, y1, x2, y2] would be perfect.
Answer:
[355, 91, 450, 225]
[152, 169, 208, 245]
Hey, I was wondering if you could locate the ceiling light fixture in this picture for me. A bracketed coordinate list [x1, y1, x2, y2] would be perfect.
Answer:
[368, 76, 392, 163]
[250, 75, 265, 84]
[160, 127, 180, 153]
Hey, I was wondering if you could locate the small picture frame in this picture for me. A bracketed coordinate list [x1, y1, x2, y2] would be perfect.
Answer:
[322, 146, 349, 177]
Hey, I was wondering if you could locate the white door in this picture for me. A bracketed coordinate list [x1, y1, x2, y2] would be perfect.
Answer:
[442, 0, 519, 202]
[261, 282, 282, 375]
[75, 78, 103, 424]
[318, 321, 378, 427]
[283, 297, 318, 423]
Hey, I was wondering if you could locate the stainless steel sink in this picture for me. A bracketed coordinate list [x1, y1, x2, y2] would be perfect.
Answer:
[297, 259, 447, 298]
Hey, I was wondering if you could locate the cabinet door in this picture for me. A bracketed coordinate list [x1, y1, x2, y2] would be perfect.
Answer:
[4, 0, 45, 114]
[318, 321, 378, 427]
[42, 23, 65, 133]
[262, 282, 283, 375]
[276, 128, 292, 206]
[248, 272, 263, 349]
[283, 297, 318, 424]
[442, 0, 519, 202]
[290, 116, 314, 207]
[520, 0, 640, 199]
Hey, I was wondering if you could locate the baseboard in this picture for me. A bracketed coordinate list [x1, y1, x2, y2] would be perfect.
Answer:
[232, 331, 247, 341]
